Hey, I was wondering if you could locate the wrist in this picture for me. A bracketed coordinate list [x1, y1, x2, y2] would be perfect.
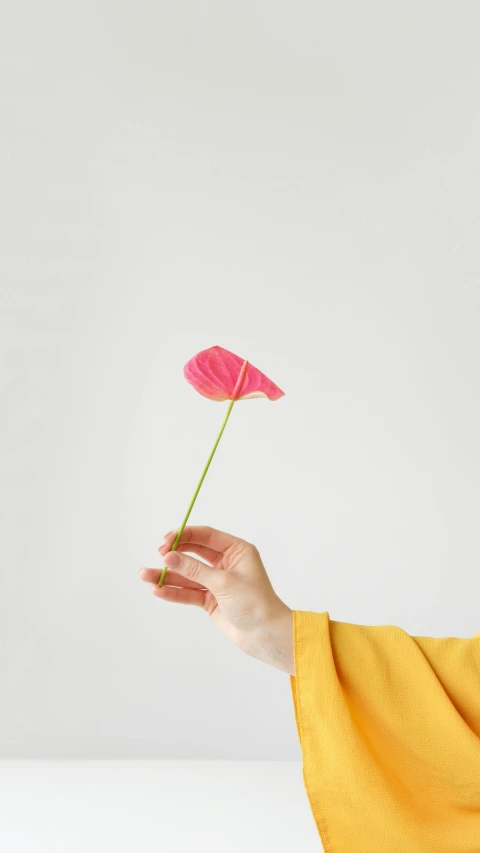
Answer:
[247, 602, 295, 675]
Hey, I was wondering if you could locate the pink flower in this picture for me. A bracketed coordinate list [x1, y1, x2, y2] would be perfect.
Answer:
[184, 345, 285, 402]
[157, 345, 284, 587]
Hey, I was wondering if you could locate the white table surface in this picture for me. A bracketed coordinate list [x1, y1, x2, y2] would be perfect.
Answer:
[0, 761, 321, 852]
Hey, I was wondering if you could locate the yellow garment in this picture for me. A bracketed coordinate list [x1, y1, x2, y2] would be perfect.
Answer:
[290, 610, 480, 853]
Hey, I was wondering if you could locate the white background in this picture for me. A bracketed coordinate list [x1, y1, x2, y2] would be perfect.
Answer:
[2, 0, 480, 770]
[0, 762, 319, 852]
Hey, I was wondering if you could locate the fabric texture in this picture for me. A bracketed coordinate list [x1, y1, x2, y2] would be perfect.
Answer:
[290, 610, 480, 853]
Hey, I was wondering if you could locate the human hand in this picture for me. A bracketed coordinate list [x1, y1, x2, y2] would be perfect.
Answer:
[138, 525, 294, 675]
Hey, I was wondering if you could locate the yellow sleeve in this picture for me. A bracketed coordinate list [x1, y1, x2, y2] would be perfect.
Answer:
[290, 610, 480, 853]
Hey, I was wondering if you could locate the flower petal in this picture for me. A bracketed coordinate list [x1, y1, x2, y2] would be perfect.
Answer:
[183, 346, 285, 401]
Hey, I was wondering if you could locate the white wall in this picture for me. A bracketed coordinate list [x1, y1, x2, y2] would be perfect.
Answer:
[1, 1, 480, 759]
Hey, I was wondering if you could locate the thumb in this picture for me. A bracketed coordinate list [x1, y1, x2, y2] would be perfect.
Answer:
[163, 550, 223, 591]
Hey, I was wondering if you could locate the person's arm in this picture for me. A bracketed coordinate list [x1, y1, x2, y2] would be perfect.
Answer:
[139, 525, 480, 851]
[138, 525, 294, 675]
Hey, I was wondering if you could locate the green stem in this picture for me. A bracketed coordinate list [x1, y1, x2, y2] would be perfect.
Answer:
[158, 399, 236, 587]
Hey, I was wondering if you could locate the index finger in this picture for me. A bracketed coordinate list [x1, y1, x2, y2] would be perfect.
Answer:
[167, 525, 246, 555]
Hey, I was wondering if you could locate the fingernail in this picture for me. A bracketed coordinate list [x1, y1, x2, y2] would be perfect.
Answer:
[164, 551, 180, 568]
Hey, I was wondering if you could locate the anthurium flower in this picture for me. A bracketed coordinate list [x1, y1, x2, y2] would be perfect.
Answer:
[184, 345, 285, 402]
[158, 346, 284, 587]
